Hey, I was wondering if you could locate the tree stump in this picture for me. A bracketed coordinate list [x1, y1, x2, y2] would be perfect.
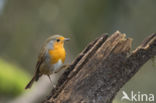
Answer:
[43, 31, 156, 103]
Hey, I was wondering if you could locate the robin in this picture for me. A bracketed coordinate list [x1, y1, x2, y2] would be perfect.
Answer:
[25, 35, 69, 89]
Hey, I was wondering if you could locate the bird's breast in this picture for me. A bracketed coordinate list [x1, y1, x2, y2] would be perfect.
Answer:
[48, 47, 66, 64]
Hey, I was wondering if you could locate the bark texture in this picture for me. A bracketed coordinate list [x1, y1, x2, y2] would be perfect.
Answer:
[43, 31, 156, 103]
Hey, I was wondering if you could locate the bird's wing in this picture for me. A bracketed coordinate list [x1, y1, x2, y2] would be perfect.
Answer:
[34, 45, 48, 79]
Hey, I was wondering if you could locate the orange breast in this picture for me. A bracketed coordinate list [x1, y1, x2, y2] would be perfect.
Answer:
[48, 46, 66, 64]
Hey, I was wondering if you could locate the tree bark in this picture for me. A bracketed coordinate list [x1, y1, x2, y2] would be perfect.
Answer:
[43, 31, 156, 103]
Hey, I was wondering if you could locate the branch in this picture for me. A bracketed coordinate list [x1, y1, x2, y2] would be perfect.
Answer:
[43, 31, 156, 103]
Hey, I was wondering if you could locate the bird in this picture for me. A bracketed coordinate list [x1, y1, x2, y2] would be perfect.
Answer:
[25, 35, 69, 89]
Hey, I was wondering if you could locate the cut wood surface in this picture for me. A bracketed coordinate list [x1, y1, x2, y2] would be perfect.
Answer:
[43, 31, 156, 103]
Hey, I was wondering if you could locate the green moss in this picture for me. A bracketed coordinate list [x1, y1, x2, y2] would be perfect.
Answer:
[0, 59, 30, 97]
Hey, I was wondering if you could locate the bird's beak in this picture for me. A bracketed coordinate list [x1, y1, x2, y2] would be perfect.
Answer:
[64, 38, 70, 41]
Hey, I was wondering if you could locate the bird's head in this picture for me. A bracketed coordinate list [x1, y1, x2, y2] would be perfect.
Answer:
[46, 35, 70, 49]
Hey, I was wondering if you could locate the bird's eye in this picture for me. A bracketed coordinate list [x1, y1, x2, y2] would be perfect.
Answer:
[56, 39, 60, 42]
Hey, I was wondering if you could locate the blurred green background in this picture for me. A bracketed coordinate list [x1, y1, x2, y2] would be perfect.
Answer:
[0, 0, 155, 103]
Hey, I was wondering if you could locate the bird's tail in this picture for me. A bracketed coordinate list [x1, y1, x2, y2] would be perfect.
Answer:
[25, 74, 40, 89]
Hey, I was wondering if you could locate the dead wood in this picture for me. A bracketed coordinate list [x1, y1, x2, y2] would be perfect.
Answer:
[43, 31, 156, 103]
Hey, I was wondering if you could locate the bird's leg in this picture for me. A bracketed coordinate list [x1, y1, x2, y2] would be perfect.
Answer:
[47, 75, 56, 88]
[47, 74, 52, 83]
[54, 64, 70, 73]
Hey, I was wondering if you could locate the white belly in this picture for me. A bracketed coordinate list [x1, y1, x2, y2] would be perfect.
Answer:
[52, 59, 63, 72]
